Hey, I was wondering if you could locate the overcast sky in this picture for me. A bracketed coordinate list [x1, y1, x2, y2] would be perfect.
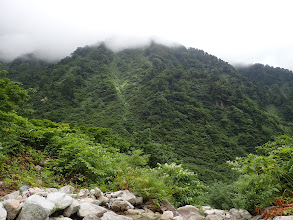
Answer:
[1, 0, 293, 70]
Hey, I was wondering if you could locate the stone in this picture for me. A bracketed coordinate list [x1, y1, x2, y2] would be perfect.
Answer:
[77, 202, 107, 218]
[3, 199, 21, 220]
[83, 213, 101, 220]
[1, 191, 20, 201]
[120, 190, 136, 205]
[177, 205, 201, 219]
[63, 199, 80, 217]
[110, 200, 134, 212]
[19, 185, 30, 193]
[101, 211, 133, 220]
[59, 185, 75, 194]
[201, 206, 212, 211]
[160, 199, 176, 212]
[135, 197, 143, 205]
[273, 217, 293, 220]
[49, 217, 72, 220]
[0, 203, 7, 220]
[17, 195, 56, 220]
[238, 209, 252, 220]
[77, 189, 89, 198]
[47, 192, 73, 210]
[126, 209, 143, 215]
[174, 216, 185, 220]
[160, 210, 174, 220]
[189, 214, 207, 220]
[111, 191, 123, 198]
[206, 214, 222, 220]
[45, 188, 59, 193]
[98, 195, 109, 205]
[94, 187, 103, 198]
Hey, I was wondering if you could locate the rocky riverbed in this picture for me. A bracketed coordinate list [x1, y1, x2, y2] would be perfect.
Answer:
[0, 185, 289, 220]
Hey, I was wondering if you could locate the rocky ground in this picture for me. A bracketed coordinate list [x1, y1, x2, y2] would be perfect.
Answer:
[0, 185, 290, 220]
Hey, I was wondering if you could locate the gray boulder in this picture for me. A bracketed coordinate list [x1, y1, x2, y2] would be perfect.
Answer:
[59, 185, 75, 194]
[47, 192, 73, 210]
[19, 185, 30, 194]
[17, 195, 56, 220]
[77, 202, 107, 218]
[49, 217, 72, 220]
[120, 190, 136, 205]
[0, 203, 7, 220]
[3, 199, 22, 220]
[177, 205, 201, 219]
[101, 211, 133, 220]
[110, 200, 134, 212]
[160, 210, 174, 220]
[83, 213, 101, 220]
[1, 191, 20, 201]
[206, 214, 222, 220]
[189, 214, 207, 220]
[273, 217, 293, 220]
[63, 198, 80, 217]
[94, 188, 103, 198]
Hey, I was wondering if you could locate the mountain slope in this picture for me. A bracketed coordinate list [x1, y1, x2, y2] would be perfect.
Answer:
[236, 64, 293, 122]
[6, 43, 292, 181]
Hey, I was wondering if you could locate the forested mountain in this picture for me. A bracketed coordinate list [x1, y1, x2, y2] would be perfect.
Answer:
[236, 64, 293, 122]
[5, 43, 293, 182]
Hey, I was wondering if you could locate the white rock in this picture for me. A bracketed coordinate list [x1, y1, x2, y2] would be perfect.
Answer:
[126, 209, 143, 215]
[173, 216, 185, 220]
[206, 214, 222, 220]
[83, 214, 100, 220]
[204, 210, 215, 215]
[101, 211, 133, 220]
[1, 191, 20, 201]
[177, 205, 201, 219]
[273, 216, 293, 220]
[160, 210, 174, 220]
[17, 195, 56, 220]
[111, 191, 123, 198]
[0, 203, 7, 220]
[120, 190, 136, 205]
[47, 192, 73, 210]
[63, 199, 80, 217]
[77, 202, 107, 218]
[3, 199, 21, 220]
[94, 187, 103, 198]
[49, 217, 72, 220]
[59, 185, 75, 194]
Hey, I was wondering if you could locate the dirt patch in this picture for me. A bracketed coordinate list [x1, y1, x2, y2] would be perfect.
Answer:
[0, 181, 18, 197]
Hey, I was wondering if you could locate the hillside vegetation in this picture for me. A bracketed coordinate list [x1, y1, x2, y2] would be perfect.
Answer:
[6, 43, 293, 182]
[2, 43, 293, 213]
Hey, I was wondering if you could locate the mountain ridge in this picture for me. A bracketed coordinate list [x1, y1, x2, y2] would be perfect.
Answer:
[5, 42, 293, 181]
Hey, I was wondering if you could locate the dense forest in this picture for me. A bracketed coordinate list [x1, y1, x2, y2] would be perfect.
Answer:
[1, 43, 293, 213]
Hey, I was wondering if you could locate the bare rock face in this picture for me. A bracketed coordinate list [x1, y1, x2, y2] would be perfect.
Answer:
[3, 199, 21, 220]
[17, 195, 56, 220]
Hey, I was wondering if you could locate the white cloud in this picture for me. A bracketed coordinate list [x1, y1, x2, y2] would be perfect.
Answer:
[0, 0, 293, 70]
